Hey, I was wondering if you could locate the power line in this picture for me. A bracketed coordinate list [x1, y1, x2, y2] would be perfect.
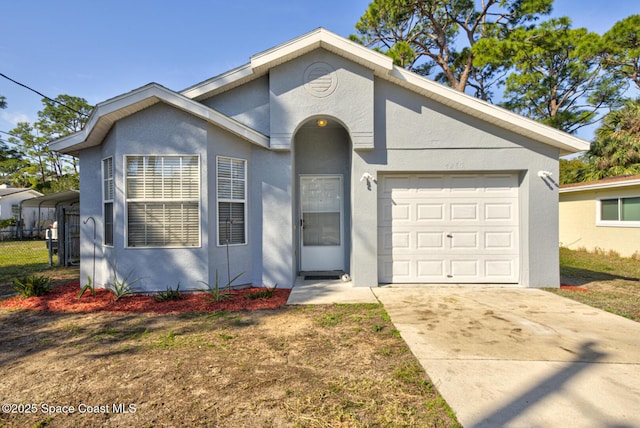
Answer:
[0, 130, 19, 138]
[0, 72, 90, 118]
[0, 130, 23, 145]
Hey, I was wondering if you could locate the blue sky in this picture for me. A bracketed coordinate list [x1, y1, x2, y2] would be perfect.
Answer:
[1, 0, 637, 143]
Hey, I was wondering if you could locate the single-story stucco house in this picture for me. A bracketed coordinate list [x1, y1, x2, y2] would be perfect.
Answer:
[50, 28, 588, 292]
[560, 175, 640, 258]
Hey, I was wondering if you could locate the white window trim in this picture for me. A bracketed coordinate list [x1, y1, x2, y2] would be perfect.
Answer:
[216, 156, 248, 247]
[102, 156, 114, 247]
[596, 196, 640, 228]
[124, 154, 202, 249]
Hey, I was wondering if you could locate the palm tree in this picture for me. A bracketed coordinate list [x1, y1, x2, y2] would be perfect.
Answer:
[585, 98, 640, 180]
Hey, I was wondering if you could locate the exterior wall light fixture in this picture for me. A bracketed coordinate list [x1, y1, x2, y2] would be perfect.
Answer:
[316, 119, 327, 127]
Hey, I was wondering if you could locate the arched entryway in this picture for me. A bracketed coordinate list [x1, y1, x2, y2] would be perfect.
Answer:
[294, 117, 352, 276]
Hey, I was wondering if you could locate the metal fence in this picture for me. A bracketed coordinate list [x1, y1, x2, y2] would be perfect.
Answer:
[0, 226, 49, 241]
[0, 235, 60, 285]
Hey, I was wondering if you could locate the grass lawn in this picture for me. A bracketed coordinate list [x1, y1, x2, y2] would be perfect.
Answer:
[0, 240, 459, 427]
[0, 240, 56, 284]
[0, 240, 78, 297]
[0, 304, 459, 427]
[549, 247, 640, 321]
[4, 244, 638, 426]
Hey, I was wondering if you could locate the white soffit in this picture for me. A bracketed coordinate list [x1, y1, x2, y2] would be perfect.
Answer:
[50, 84, 269, 156]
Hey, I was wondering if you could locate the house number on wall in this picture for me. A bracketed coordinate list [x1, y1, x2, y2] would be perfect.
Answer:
[445, 162, 464, 170]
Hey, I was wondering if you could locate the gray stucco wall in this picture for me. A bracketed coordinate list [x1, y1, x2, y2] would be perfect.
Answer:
[361, 79, 560, 287]
[201, 76, 270, 136]
[80, 103, 211, 292]
[206, 123, 256, 287]
[269, 49, 374, 150]
[78, 48, 561, 291]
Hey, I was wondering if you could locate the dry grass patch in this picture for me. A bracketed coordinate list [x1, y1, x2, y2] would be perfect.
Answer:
[0, 304, 459, 427]
[549, 247, 640, 321]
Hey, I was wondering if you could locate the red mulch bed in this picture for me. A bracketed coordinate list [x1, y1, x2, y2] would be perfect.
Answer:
[0, 281, 290, 314]
[560, 284, 588, 293]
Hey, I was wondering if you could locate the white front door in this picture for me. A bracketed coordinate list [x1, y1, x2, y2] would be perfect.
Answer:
[300, 175, 344, 271]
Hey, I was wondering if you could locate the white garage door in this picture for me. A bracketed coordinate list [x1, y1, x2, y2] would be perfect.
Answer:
[378, 174, 519, 283]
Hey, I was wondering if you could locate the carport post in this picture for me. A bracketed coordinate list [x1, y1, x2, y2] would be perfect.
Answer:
[47, 225, 53, 266]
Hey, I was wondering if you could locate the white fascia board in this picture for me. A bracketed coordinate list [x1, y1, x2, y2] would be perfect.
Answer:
[50, 84, 269, 154]
[181, 28, 394, 101]
[560, 179, 640, 193]
[250, 28, 393, 72]
[50, 85, 163, 153]
[387, 67, 590, 155]
[181, 64, 254, 100]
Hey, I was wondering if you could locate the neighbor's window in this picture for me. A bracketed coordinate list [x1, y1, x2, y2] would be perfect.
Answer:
[125, 155, 200, 247]
[103, 157, 114, 246]
[598, 197, 640, 226]
[217, 156, 246, 245]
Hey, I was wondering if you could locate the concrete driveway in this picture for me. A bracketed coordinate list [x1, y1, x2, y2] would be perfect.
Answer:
[372, 287, 640, 428]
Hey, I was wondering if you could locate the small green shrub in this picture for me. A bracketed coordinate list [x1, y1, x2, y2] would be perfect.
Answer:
[155, 284, 183, 302]
[244, 284, 278, 300]
[372, 324, 385, 332]
[200, 271, 243, 303]
[0, 218, 17, 228]
[77, 276, 96, 299]
[12, 275, 51, 297]
[106, 266, 141, 301]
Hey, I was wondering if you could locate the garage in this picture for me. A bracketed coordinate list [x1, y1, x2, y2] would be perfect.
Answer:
[378, 174, 520, 283]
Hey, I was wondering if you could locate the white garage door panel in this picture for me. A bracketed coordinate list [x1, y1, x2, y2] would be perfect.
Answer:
[379, 255, 517, 282]
[381, 226, 518, 253]
[378, 174, 519, 283]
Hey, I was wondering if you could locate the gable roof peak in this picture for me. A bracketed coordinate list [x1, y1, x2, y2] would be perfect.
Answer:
[181, 27, 394, 101]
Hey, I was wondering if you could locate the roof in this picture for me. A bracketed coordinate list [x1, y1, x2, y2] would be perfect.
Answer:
[20, 190, 80, 208]
[182, 28, 589, 156]
[560, 175, 640, 193]
[50, 84, 270, 156]
[51, 28, 589, 157]
[0, 187, 42, 198]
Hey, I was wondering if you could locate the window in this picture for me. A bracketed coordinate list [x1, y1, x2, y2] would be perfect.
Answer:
[103, 157, 114, 246]
[125, 155, 200, 247]
[217, 156, 246, 245]
[598, 197, 640, 226]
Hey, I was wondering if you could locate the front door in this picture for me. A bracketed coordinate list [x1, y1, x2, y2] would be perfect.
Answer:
[300, 175, 344, 271]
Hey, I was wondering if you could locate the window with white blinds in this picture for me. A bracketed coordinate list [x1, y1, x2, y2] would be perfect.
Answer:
[125, 155, 200, 247]
[217, 156, 246, 245]
[102, 157, 114, 246]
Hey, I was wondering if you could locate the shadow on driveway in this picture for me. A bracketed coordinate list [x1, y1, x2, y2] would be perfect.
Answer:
[373, 286, 640, 428]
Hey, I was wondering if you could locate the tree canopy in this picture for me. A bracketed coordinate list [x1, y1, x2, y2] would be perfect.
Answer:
[355, 1, 640, 184]
[473, 17, 624, 133]
[602, 14, 640, 90]
[4, 95, 92, 192]
[353, 0, 553, 100]
[585, 98, 640, 180]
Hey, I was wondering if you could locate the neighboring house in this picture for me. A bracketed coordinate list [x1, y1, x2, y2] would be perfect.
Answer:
[0, 184, 42, 221]
[560, 175, 640, 258]
[0, 185, 44, 239]
[50, 29, 588, 292]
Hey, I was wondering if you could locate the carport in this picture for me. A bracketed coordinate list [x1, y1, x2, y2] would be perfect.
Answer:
[20, 190, 80, 266]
